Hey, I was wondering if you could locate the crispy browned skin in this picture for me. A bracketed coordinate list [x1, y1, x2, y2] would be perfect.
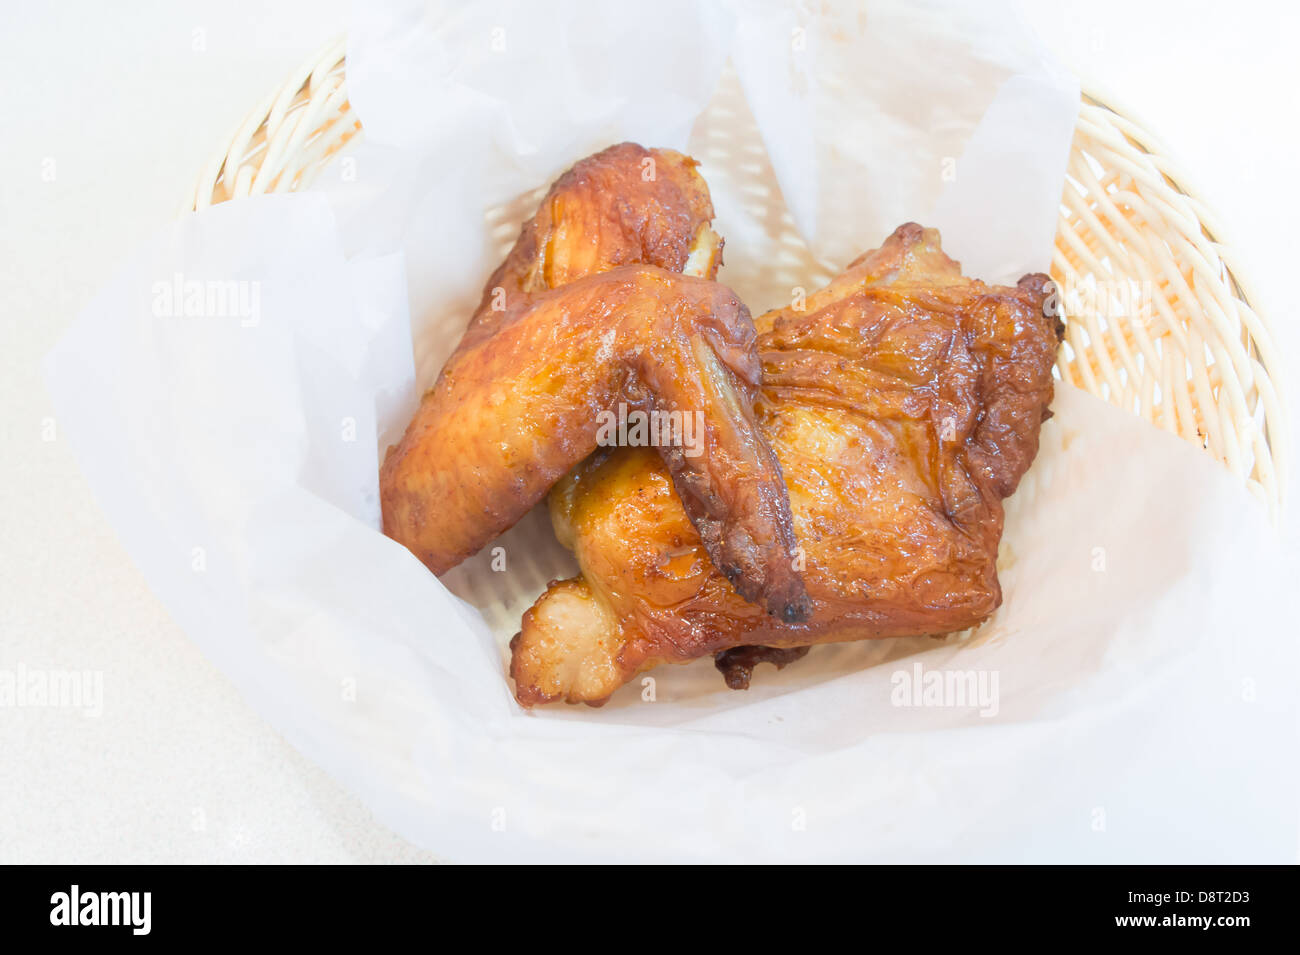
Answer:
[511, 223, 1064, 706]
[472, 143, 720, 314]
[381, 144, 809, 619]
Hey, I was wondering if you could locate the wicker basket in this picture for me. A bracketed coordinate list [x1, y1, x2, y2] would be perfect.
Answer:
[189, 37, 1288, 518]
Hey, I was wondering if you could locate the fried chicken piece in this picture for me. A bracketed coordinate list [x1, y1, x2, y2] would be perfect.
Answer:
[380, 144, 809, 619]
[511, 223, 1064, 706]
[472, 143, 722, 311]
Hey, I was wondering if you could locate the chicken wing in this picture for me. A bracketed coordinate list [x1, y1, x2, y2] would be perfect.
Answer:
[380, 144, 809, 620]
[511, 223, 1064, 705]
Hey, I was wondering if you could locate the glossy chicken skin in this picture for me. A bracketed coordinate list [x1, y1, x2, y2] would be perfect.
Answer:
[511, 224, 1064, 706]
[472, 143, 721, 310]
[380, 144, 809, 619]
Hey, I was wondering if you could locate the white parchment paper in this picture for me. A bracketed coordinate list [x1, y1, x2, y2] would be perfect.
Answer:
[44, 0, 1296, 861]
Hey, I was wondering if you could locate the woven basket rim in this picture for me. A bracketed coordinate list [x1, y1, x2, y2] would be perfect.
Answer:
[188, 36, 1289, 518]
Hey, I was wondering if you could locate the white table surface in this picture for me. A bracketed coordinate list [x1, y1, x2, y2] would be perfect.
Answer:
[2, 0, 1296, 863]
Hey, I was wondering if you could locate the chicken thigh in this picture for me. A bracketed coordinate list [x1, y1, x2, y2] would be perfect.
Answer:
[511, 223, 1064, 705]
